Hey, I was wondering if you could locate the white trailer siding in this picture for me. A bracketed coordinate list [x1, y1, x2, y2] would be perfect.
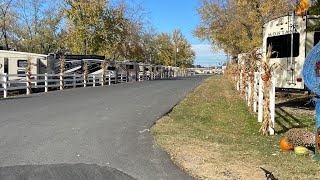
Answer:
[262, 15, 320, 90]
[0, 50, 47, 80]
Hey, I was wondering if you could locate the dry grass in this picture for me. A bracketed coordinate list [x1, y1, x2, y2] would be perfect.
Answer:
[152, 76, 320, 180]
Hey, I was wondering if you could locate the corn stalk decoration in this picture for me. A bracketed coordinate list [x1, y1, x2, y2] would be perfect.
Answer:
[248, 50, 260, 112]
[101, 59, 107, 85]
[83, 62, 88, 84]
[259, 45, 278, 135]
[26, 57, 32, 94]
[60, 56, 65, 90]
[240, 56, 248, 98]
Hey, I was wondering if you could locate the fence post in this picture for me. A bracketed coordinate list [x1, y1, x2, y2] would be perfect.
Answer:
[93, 74, 96, 87]
[127, 66, 130, 82]
[258, 73, 264, 123]
[135, 64, 138, 81]
[26, 73, 31, 95]
[2, 73, 7, 98]
[142, 65, 146, 80]
[253, 72, 259, 112]
[247, 74, 251, 107]
[84, 74, 87, 87]
[45, 73, 48, 92]
[101, 73, 104, 86]
[73, 74, 76, 88]
[269, 77, 275, 135]
[108, 72, 111, 85]
[60, 73, 63, 90]
[239, 71, 243, 92]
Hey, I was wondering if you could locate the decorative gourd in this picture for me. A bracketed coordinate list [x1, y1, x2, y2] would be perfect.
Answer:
[280, 137, 294, 150]
[285, 128, 315, 147]
[261, 74, 269, 82]
[294, 146, 313, 155]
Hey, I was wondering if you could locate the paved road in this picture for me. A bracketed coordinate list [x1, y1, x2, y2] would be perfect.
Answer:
[0, 75, 209, 179]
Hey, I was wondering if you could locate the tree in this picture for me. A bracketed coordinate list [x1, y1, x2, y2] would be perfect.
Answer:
[63, 0, 109, 55]
[194, 0, 293, 56]
[7, 0, 63, 54]
[154, 29, 195, 67]
[155, 32, 173, 66]
[0, 0, 15, 50]
[172, 29, 195, 67]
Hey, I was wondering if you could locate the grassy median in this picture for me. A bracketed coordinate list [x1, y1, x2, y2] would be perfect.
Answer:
[152, 75, 320, 180]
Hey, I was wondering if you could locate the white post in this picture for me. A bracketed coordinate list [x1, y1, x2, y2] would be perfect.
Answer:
[26, 73, 30, 95]
[120, 73, 123, 83]
[108, 72, 111, 85]
[73, 73, 76, 88]
[239, 71, 243, 92]
[247, 76, 251, 107]
[151, 70, 153, 80]
[253, 72, 259, 112]
[45, 73, 48, 93]
[269, 77, 275, 135]
[101, 73, 104, 86]
[84, 74, 87, 87]
[60, 73, 63, 90]
[93, 74, 96, 87]
[245, 74, 248, 102]
[2, 73, 7, 98]
[258, 73, 264, 123]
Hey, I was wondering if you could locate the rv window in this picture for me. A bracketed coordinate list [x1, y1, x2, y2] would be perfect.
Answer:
[17, 69, 26, 77]
[266, 33, 299, 58]
[107, 66, 116, 70]
[4, 58, 8, 73]
[314, 32, 320, 46]
[17, 60, 28, 67]
[128, 65, 134, 69]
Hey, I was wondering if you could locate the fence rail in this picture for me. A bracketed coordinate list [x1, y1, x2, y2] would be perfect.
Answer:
[0, 70, 192, 98]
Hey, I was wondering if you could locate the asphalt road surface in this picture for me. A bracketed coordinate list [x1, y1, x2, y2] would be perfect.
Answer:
[0, 75, 209, 180]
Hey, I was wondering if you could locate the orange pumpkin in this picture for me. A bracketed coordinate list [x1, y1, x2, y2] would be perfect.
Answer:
[280, 137, 294, 150]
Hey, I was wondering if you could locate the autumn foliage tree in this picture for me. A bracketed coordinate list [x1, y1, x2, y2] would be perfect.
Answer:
[194, 0, 293, 56]
[0, 0, 195, 67]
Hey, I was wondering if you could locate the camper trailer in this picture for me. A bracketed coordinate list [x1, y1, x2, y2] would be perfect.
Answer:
[262, 14, 320, 90]
[0, 50, 48, 80]
[49, 54, 105, 74]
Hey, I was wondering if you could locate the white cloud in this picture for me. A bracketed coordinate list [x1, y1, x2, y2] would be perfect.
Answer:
[191, 44, 226, 66]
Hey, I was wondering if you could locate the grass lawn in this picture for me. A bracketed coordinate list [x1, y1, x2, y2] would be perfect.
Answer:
[152, 75, 320, 180]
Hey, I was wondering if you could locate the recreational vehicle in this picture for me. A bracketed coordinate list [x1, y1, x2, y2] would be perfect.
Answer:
[262, 14, 320, 90]
[0, 50, 48, 80]
[49, 54, 105, 74]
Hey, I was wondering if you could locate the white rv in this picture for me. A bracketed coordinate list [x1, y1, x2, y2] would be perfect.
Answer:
[0, 50, 48, 80]
[262, 14, 320, 90]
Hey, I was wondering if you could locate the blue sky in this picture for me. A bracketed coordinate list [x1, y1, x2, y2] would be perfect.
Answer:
[120, 0, 226, 67]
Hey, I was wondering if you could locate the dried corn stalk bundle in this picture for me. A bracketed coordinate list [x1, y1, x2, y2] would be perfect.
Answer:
[259, 45, 278, 135]
[60, 56, 65, 89]
[248, 50, 260, 112]
[101, 59, 107, 85]
[83, 62, 88, 82]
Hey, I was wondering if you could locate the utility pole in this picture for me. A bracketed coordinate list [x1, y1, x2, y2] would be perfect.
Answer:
[175, 47, 179, 66]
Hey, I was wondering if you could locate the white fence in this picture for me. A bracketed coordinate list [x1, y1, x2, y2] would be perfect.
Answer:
[0, 70, 191, 98]
[238, 72, 275, 135]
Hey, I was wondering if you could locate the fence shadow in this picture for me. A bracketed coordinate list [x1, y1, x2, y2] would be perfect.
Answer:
[274, 96, 314, 134]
